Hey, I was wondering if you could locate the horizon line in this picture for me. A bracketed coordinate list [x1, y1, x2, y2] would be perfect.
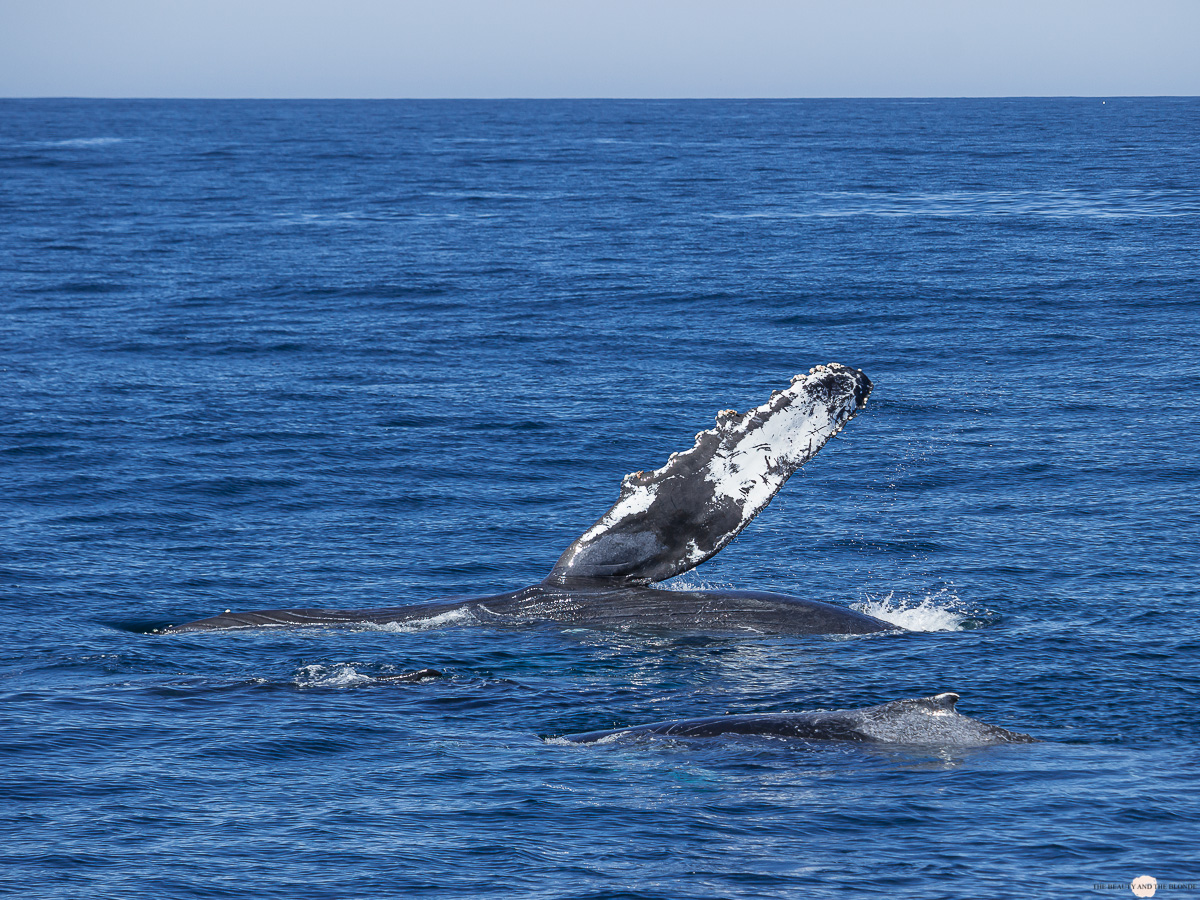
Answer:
[4, 94, 1197, 101]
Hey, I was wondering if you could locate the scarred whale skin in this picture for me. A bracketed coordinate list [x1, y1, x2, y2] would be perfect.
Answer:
[163, 364, 888, 637]
[549, 363, 874, 585]
[559, 693, 1036, 746]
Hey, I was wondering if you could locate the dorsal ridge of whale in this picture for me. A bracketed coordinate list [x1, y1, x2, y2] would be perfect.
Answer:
[925, 692, 960, 712]
[547, 363, 873, 586]
[558, 693, 1036, 746]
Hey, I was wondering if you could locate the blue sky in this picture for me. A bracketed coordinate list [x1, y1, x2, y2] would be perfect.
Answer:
[2, 0, 1197, 98]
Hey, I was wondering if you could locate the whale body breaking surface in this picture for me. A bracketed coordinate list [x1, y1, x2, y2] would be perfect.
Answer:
[557, 693, 1036, 747]
[164, 364, 889, 636]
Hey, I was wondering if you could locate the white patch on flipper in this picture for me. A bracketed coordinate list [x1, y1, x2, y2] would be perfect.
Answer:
[594, 483, 660, 535]
[703, 397, 835, 509]
[695, 368, 859, 543]
[551, 364, 871, 582]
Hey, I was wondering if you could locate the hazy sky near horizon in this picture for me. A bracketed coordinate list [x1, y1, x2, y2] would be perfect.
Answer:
[2, 0, 1198, 98]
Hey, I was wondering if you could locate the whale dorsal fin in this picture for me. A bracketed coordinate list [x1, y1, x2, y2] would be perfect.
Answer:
[922, 692, 960, 712]
[547, 364, 873, 585]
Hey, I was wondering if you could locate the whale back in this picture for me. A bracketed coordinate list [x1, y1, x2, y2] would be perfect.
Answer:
[548, 364, 873, 585]
[560, 693, 1036, 745]
[830, 692, 1035, 744]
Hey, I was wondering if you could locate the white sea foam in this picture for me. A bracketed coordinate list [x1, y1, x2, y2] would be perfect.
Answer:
[274, 211, 364, 226]
[853, 591, 970, 632]
[40, 137, 127, 148]
[708, 189, 1200, 220]
[662, 575, 737, 592]
[544, 732, 622, 746]
[666, 576, 971, 633]
[368, 606, 477, 633]
[295, 664, 372, 688]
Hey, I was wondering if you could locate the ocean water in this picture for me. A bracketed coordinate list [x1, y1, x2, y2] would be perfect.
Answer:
[1, 98, 1198, 898]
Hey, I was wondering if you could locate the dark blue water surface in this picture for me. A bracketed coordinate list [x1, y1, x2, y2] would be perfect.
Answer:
[2, 99, 1199, 898]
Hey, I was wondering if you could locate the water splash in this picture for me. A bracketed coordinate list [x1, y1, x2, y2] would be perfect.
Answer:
[295, 664, 372, 688]
[369, 606, 477, 632]
[662, 576, 736, 592]
[853, 591, 974, 632]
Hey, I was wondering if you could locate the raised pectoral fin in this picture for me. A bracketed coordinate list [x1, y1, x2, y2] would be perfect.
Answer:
[548, 364, 872, 585]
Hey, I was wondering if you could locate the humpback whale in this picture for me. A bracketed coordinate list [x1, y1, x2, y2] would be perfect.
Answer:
[559, 693, 1036, 746]
[164, 363, 889, 636]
